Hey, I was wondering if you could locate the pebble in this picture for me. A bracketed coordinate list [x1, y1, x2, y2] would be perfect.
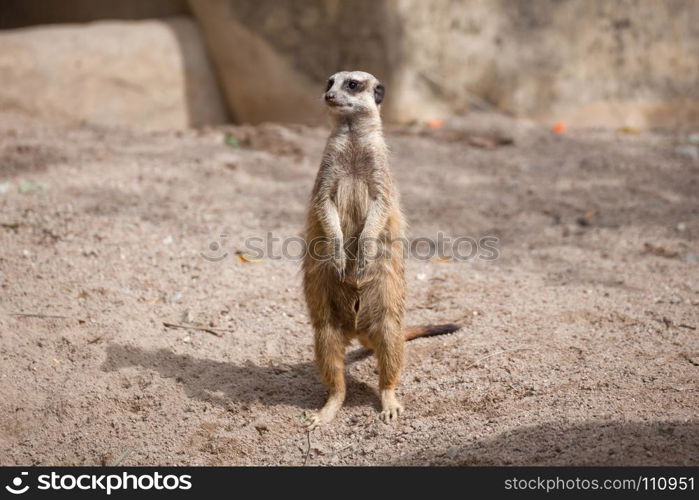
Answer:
[675, 145, 698, 161]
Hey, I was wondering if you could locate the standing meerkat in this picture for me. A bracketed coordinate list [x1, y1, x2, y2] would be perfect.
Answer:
[302, 70, 459, 429]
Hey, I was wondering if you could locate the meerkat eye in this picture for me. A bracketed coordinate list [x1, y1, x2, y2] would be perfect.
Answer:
[325, 78, 334, 92]
[348, 80, 358, 90]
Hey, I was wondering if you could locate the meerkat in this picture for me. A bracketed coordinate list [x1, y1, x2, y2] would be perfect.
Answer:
[302, 70, 460, 429]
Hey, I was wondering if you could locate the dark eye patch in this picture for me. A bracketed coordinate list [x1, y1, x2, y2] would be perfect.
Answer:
[344, 79, 365, 93]
[325, 78, 334, 92]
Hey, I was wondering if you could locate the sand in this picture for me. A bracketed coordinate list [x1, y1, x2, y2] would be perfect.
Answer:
[0, 113, 697, 465]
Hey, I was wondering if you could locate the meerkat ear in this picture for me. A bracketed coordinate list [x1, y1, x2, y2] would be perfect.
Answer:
[374, 83, 385, 105]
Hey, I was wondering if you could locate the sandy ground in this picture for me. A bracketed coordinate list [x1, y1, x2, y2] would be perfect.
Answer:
[0, 113, 697, 466]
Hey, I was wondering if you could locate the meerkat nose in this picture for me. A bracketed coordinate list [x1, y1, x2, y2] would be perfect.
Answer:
[325, 91, 336, 102]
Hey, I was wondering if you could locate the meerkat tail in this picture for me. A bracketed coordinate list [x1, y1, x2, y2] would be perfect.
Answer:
[403, 324, 461, 341]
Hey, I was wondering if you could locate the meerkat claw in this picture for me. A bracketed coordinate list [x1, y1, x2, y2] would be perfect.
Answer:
[306, 414, 322, 430]
[379, 402, 404, 423]
[332, 257, 346, 281]
[355, 260, 366, 279]
[305, 405, 339, 430]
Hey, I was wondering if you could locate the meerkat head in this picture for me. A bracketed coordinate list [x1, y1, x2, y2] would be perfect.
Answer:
[323, 70, 385, 117]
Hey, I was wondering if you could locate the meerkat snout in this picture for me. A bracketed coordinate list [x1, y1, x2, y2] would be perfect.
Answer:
[323, 70, 384, 114]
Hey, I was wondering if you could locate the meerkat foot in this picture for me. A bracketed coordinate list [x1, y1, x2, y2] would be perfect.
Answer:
[379, 389, 404, 423]
[306, 395, 344, 430]
[306, 407, 339, 430]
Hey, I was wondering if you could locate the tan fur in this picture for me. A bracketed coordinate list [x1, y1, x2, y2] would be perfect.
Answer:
[302, 71, 458, 429]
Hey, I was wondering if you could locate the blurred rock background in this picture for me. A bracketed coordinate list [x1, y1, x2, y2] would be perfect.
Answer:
[1, 0, 697, 129]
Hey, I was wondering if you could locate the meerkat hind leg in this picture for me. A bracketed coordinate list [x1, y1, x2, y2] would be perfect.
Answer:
[307, 324, 346, 430]
[373, 323, 405, 423]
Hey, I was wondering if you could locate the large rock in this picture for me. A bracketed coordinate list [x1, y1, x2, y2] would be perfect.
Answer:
[393, 0, 699, 128]
[188, 0, 401, 125]
[190, 0, 699, 128]
[0, 17, 227, 129]
[188, 0, 326, 124]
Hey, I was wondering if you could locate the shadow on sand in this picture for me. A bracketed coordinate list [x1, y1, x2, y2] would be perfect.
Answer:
[395, 420, 699, 466]
[102, 343, 375, 411]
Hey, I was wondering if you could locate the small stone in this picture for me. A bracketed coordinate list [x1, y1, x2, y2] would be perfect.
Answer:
[181, 309, 194, 323]
[162, 235, 173, 245]
[685, 253, 699, 263]
[675, 145, 698, 161]
[19, 180, 41, 194]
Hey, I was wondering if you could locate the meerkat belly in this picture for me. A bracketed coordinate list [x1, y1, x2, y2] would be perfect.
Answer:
[334, 175, 369, 239]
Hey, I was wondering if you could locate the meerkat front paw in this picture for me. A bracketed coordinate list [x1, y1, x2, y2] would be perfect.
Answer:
[331, 253, 346, 281]
[355, 256, 367, 279]
[330, 239, 346, 281]
[355, 239, 378, 279]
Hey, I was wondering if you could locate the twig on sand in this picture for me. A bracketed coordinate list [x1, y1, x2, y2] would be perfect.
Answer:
[304, 430, 312, 466]
[335, 442, 355, 455]
[11, 313, 71, 320]
[111, 448, 132, 467]
[464, 346, 533, 371]
[162, 321, 227, 337]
